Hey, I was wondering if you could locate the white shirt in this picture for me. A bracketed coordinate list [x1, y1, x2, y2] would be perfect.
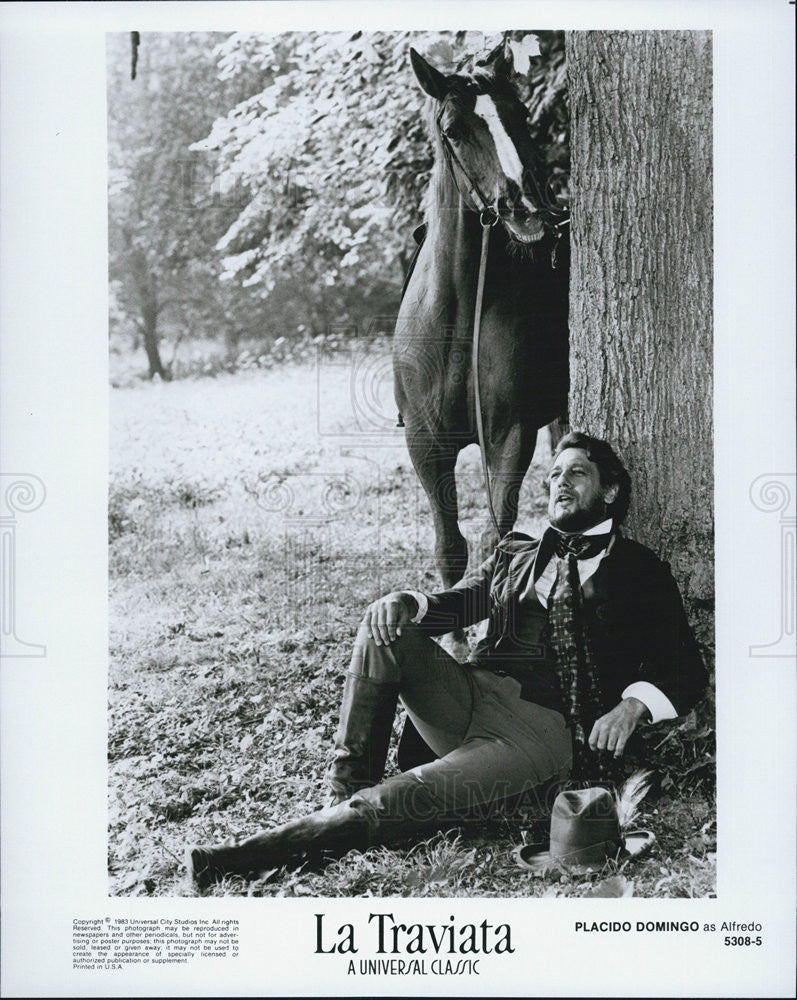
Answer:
[406, 518, 677, 724]
[528, 517, 614, 607]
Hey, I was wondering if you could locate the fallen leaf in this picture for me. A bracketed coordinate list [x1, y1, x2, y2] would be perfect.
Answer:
[585, 875, 634, 898]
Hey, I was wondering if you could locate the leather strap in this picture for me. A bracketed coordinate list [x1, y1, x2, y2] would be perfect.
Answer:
[473, 221, 500, 538]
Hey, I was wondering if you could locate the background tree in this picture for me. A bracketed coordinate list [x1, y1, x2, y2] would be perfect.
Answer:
[108, 31, 568, 377]
[566, 30, 714, 657]
[107, 32, 271, 378]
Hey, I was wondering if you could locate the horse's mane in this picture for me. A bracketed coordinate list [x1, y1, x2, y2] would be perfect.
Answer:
[420, 75, 482, 232]
[420, 98, 454, 232]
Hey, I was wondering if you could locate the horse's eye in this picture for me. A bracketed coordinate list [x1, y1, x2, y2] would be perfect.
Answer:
[442, 126, 462, 143]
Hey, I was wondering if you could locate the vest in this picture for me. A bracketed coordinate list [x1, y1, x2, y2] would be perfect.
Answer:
[468, 555, 614, 717]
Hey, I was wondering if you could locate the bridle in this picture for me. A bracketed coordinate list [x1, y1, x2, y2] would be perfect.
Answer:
[434, 98, 570, 244]
[434, 95, 569, 537]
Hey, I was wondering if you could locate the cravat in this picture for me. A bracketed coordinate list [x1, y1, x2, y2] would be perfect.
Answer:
[554, 531, 611, 560]
[547, 540, 611, 782]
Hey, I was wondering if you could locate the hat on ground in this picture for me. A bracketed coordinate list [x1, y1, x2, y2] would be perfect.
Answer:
[514, 786, 655, 874]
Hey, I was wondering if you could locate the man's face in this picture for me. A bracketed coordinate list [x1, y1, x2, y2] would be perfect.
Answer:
[547, 448, 619, 531]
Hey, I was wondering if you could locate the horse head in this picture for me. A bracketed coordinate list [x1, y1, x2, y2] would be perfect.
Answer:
[410, 44, 558, 246]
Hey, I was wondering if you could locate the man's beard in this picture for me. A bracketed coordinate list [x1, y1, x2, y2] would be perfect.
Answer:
[549, 493, 608, 533]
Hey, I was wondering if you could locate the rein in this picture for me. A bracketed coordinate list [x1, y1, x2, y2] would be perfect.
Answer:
[472, 214, 501, 537]
[434, 100, 568, 540]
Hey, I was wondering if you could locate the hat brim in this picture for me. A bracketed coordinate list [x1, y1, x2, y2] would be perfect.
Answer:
[514, 829, 655, 875]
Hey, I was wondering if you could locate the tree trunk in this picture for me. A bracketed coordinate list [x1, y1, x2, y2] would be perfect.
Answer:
[566, 31, 713, 655]
[142, 311, 169, 381]
[130, 247, 170, 380]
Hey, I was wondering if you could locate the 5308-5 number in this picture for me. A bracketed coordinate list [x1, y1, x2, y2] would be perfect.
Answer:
[724, 936, 762, 946]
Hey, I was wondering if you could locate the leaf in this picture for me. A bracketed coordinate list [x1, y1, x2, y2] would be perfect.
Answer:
[584, 875, 634, 898]
[508, 35, 541, 74]
[239, 733, 254, 752]
[117, 870, 141, 891]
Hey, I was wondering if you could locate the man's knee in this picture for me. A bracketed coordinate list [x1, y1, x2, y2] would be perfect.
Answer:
[350, 770, 446, 827]
[349, 624, 401, 683]
[349, 623, 427, 683]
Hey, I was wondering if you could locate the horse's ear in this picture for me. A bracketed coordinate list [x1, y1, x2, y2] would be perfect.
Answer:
[409, 48, 449, 101]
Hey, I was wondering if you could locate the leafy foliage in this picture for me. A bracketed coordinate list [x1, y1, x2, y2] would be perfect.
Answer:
[109, 30, 568, 376]
[197, 29, 568, 304]
[638, 688, 716, 798]
[196, 32, 466, 295]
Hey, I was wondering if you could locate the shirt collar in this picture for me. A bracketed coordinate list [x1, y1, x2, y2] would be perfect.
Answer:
[547, 517, 614, 538]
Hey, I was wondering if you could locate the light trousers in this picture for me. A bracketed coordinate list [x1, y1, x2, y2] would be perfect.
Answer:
[341, 624, 572, 837]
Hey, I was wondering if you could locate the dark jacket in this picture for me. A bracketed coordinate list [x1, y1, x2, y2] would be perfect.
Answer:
[420, 529, 708, 719]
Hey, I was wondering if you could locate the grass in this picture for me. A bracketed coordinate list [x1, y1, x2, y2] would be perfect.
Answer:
[109, 344, 715, 898]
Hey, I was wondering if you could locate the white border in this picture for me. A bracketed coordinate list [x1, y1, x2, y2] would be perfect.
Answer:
[1, 2, 794, 997]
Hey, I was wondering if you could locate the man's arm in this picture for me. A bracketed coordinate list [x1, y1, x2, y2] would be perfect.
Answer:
[415, 550, 497, 635]
[590, 555, 708, 757]
[633, 559, 709, 717]
[589, 697, 650, 758]
[621, 681, 677, 724]
[403, 590, 428, 623]
[360, 550, 498, 645]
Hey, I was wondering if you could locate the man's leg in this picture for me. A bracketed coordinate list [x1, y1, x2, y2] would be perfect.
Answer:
[346, 668, 572, 839]
[326, 624, 474, 803]
[188, 668, 571, 888]
[191, 626, 476, 887]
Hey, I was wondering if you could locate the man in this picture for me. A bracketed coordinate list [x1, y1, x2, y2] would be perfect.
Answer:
[188, 432, 707, 888]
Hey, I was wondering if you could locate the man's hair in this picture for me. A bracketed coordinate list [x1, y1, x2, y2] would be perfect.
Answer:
[552, 431, 632, 525]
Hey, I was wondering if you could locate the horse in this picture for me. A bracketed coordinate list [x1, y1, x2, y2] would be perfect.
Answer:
[394, 45, 570, 614]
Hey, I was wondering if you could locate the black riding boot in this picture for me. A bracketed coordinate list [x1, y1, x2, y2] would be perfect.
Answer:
[324, 672, 399, 806]
[187, 800, 375, 890]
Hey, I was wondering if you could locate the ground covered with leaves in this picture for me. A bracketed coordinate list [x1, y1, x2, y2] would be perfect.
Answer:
[109, 345, 715, 898]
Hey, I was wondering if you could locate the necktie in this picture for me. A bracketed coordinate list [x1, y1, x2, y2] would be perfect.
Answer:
[547, 536, 611, 782]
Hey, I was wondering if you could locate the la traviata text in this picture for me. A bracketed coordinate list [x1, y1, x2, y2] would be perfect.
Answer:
[314, 912, 514, 955]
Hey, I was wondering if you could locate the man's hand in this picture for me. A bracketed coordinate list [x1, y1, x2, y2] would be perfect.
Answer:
[588, 697, 651, 758]
[361, 592, 419, 646]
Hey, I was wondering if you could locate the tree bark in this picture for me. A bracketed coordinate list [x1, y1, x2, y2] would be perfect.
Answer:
[129, 247, 170, 380]
[566, 31, 713, 653]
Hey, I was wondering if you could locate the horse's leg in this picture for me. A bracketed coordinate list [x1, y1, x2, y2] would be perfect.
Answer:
[406, 434, 470, 662]
[479, 423, 538, 558]
[396, 435, 469, 769]
[407, 436, 468, 590]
